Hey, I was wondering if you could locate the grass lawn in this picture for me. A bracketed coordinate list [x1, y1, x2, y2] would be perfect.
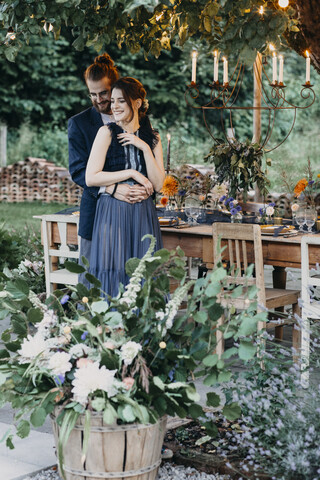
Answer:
[0, 202, 70, 232]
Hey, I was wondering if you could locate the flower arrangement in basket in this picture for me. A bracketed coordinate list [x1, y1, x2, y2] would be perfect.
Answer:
[0, 236, 266, 477]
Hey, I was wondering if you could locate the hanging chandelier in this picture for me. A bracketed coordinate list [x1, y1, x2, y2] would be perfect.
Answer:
[185, 48, 316, 152]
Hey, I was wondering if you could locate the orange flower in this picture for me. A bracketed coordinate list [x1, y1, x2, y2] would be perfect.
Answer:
[160, 196, 169, 207]
[198, 194, 206, 202]
[161, 175, 178, 197]
[294, 178, 308, 197]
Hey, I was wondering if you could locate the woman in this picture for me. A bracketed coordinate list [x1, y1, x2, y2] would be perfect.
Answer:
[86, 77, 165, 297]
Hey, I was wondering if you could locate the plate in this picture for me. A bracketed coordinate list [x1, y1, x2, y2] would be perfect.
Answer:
[260, 225, 295, 235]
[158, 217, 179, 226]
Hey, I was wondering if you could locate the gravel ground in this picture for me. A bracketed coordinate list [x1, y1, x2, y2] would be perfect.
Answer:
[22, 463, 231, 480]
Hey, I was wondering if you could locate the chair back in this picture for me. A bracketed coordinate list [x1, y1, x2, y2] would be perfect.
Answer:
[301, 235, 320, 320]
[212, 223, 266, 306]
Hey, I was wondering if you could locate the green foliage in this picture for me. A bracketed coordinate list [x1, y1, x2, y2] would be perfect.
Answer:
[0, 33, 88, 128]
[204, 140, 270, 200]
[0, 234, 266, 462]
[0, 1, 299, 62]
[220, 332, 320, 479]
[0, 224, 22, 270]
[7, 124, 68, 167]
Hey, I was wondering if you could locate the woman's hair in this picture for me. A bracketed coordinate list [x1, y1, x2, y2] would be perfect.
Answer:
[111, 77, 149, 122]
[84, 53, 119, 84]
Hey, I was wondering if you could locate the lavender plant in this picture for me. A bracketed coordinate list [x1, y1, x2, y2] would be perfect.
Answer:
[218, 329, 320, 480]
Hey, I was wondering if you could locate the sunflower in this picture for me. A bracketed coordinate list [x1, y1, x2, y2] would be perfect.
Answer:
[294, 178, 308, 197]
[161, 175, 178, 197]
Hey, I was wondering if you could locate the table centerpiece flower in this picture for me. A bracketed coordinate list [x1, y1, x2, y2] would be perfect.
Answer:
[0, 235, 265, 478]
[219, 195, 242, 222]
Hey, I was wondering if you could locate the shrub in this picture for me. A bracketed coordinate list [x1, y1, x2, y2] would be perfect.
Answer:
[219, 330, 320, 480]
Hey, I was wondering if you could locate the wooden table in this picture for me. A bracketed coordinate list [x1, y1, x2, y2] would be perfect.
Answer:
[37, 214, 320, 289]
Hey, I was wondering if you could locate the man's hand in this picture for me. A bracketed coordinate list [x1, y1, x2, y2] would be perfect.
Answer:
[105, 184, 149, 203]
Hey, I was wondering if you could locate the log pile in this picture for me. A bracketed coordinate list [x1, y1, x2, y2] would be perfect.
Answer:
[0, 157, 81, 205]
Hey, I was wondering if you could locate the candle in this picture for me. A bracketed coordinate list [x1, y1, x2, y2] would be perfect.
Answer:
[213, 51, 219, 82]
[191, 50, 197, 83]
[306, 50, 310, 83]
[279, 55, 284, 83]
[223, 57, 228, 84]
[272, 52, 277, 84]
[166, 133, 171, 172]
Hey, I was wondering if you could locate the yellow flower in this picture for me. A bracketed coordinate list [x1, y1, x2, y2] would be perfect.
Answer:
[63, 326, 71, 335]
[294, 178, 308, 197]
[161, 175, 178, 197]
[159, 341, 166, 349]
[317, 174, 320, 178]
[82, 296, 89, 303]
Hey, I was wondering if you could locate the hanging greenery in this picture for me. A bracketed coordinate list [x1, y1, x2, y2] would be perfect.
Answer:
[204, 140, 270, 200]
[0, 1, 300, 63]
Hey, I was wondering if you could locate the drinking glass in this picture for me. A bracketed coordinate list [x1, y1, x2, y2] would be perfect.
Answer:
[295, 209, 306, 232]
[184, 197, 200, 225]
[305, 208, 316, 233]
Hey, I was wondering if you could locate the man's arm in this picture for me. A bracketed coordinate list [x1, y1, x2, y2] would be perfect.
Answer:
[68, 117, 99, 198]
[69, 117, 149, 203]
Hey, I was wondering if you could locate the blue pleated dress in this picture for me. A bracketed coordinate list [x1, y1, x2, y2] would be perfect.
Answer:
[89, 122, 162, 298]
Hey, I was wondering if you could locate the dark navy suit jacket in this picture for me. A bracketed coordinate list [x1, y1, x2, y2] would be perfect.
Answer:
[68, 107, 103, 240]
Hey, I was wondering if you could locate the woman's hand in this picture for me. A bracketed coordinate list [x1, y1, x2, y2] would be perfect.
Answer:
[117, 133, 149, 153]
[111, 184, 149, 204]
[131, 170, 154, 196]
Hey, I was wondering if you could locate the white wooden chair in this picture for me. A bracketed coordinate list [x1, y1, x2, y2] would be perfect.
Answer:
[300, 235, 320, 385]
[40, 214, 80, 297]
[212, 223, 301, 358]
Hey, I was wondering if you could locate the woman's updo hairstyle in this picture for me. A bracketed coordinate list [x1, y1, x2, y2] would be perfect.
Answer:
[84, 53, 119, 84]
[111, 77, 149, 122]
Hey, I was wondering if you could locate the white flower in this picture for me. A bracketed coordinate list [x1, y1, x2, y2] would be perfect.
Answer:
[155, 311, 165, 321]
[164, 281, 193, 331]
[211, 183, 228, 201]
[120, 236, 156, 308]
[48, 352, 72, 376]
[71, 362, 118, 405]
[17, 334, 49, 363]
[120, 341, 142, 366]
[266, 206, 274, 216]
[291, 203, 300, 212]
[69, 344, 92, 358]
[37, 310, 58, 338]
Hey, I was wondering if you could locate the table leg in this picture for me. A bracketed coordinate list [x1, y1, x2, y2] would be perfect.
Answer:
[272, 266, 287, 340]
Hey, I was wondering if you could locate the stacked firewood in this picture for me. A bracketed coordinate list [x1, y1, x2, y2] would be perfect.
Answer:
[0, 157, 81, 205]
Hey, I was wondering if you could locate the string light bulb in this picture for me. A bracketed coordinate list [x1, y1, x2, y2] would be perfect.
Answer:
[278, 0, 289, 8]
[259, 6, 264, 15]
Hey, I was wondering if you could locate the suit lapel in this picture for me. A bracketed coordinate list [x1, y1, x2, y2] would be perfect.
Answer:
[90, 107, 104, 127]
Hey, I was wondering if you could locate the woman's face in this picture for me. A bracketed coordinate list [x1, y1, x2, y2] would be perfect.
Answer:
[111, 88, 133, 123]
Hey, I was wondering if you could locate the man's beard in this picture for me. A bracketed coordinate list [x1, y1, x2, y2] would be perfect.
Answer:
[93, 99, 112, 114]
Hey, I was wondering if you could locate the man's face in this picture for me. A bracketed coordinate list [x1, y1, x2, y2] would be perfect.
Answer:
[87, 77, 112, 114]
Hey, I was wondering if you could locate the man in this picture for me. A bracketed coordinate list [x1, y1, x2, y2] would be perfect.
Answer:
[68, 53, 148, 271]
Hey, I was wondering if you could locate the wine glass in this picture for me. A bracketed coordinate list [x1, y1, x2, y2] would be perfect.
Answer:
[295, 208, 306, 232]
[305, 208, 316, 233]
[184, 197, 200, 225]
